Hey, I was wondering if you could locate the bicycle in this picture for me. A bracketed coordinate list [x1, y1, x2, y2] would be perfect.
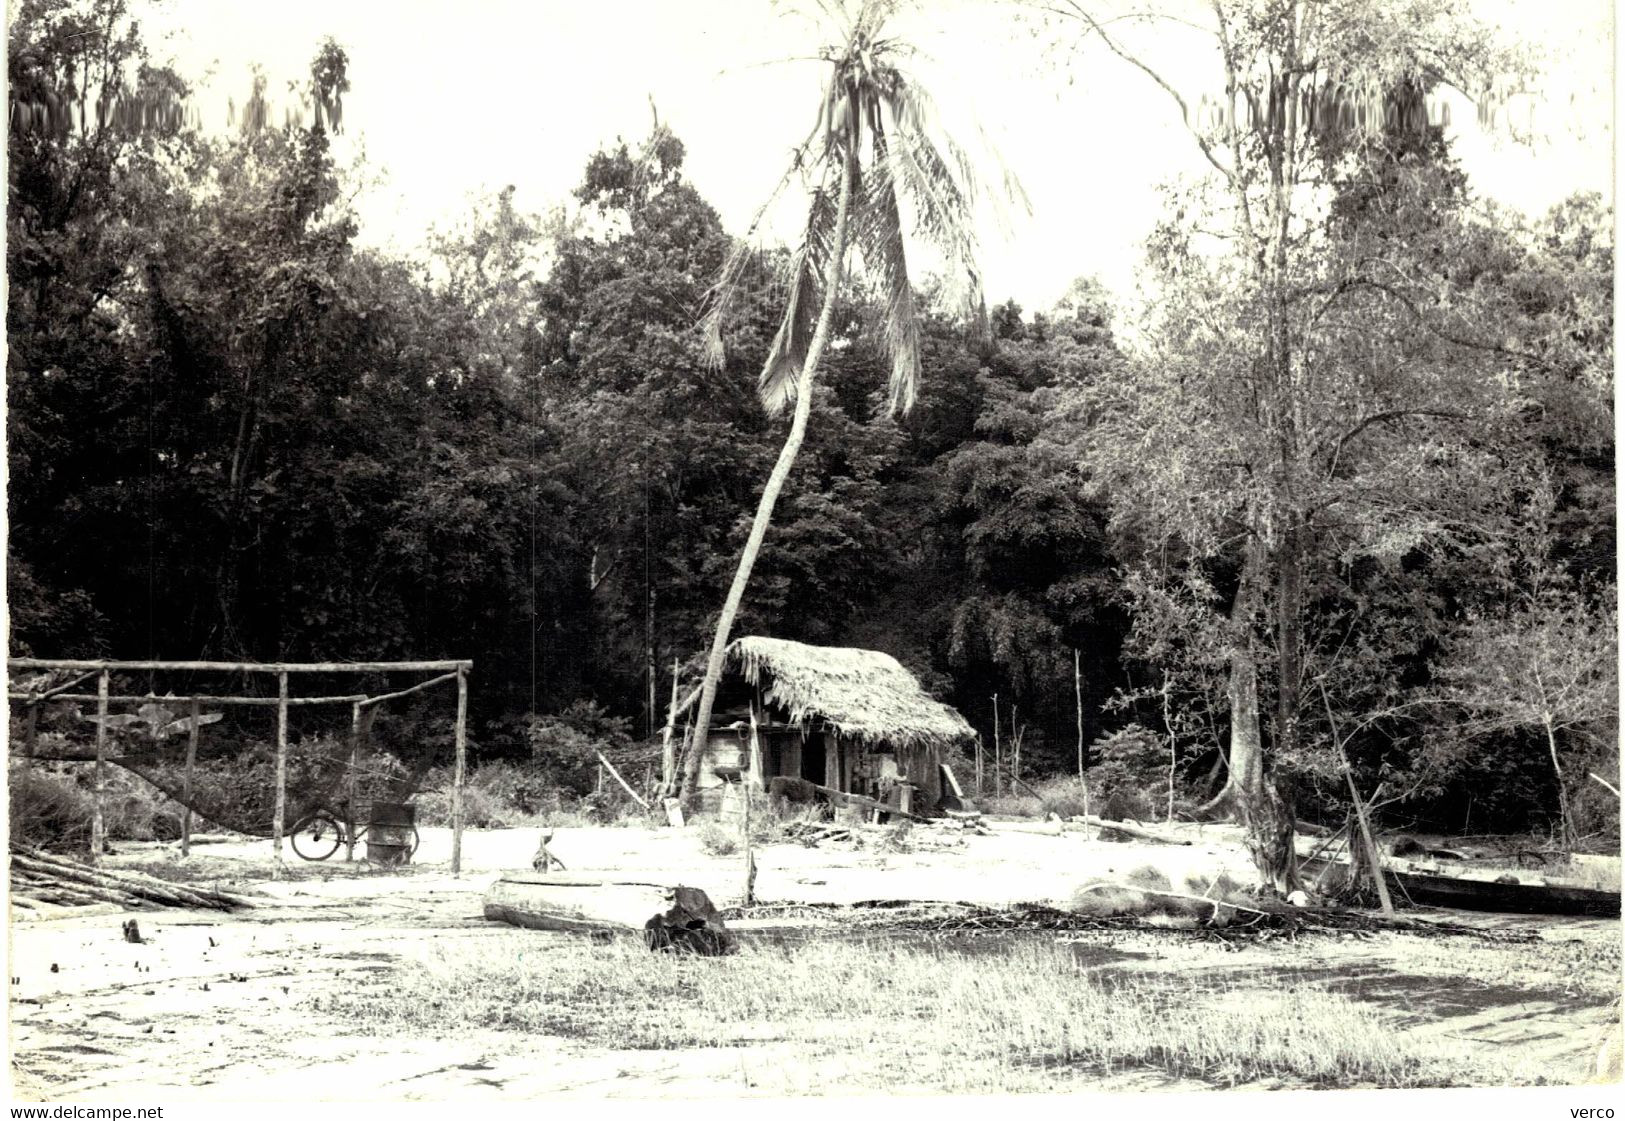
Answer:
[288, 802, 420, 862]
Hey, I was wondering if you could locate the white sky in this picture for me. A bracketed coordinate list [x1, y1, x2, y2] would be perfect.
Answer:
[136, 0, 1614, 312]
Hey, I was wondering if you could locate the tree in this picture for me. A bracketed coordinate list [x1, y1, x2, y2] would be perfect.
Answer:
[1438, 584, 1617, 848]
[675, 0, 1021, 806]
[1049, 0, 1546, 887]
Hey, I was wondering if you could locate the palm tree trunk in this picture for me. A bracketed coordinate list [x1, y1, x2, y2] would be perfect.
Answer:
[678, 145, 858, 811]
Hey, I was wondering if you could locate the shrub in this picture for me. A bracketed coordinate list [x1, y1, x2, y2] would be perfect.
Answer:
[1031, 774, 1091, 818]
[525, 700, 654, 798]
[9, 761, 183, 849]
[696, 820, 738, 856]
[1087, 725, 1168, 822]
[878, 821, 914, 853]
[982, 793, 1043, 817]
[411, 760, 658, 829]
[10, 763, 93, 849]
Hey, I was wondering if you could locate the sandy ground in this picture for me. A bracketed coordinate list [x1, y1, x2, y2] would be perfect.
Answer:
[7, 821, 1621, 1100]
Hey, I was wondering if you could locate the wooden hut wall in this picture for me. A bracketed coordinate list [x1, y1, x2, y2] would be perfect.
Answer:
[894, 742, 943, 806]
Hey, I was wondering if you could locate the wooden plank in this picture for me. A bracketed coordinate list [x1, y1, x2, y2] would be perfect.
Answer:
[8, 658, 473, 673]
[451, 666, 468, 876]
[596, 751, 649, 809]
[272, 672, 288, 877]
[747, 706, 763, 790]
[90, 671, 109, 865]
[180, 698, 199, 859]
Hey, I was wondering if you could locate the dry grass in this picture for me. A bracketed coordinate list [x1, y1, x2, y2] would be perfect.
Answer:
[310, 933, 1509, 1091]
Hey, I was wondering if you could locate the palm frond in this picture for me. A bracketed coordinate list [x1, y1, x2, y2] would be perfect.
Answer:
[865, 109, 920, 416]
[874, 90, 982, 320]
[759, 170, 842, 414]
[699, 127, 825, 368]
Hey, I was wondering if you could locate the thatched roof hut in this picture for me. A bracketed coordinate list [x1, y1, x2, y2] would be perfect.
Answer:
[676, 636, 974, 814]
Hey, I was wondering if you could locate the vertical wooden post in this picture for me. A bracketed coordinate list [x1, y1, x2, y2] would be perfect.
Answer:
[991, 693, 1002, 798]
[660, 659, 680, 793]
[345, 701, 361, 862]
[1074, 649, 1084, 779]
[451, 665, 468, 876]
[90, 670, 109, 864]
[1011, 704, 1020, 786]
[24, 704, 39, 758]
[180, 697, 200, 859]
[272, 671, 288, 878]
[742, 774, 756, 905]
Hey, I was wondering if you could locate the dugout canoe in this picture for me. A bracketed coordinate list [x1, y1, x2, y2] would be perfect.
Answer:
[1305, 857, 1620, 918]
[482, 873, 677, 932]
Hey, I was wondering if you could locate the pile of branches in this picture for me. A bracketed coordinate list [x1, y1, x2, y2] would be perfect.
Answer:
[781, 820, 860, 847]
[10, 846, 253, 913]
[722, 898, 1540, 946]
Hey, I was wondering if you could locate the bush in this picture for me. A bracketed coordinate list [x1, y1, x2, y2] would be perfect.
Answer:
[10, 764, 94, 849]
[525, 700, 653, 798]
[696, 820, 739, 856]
[9, 762, 183, 850]
[1031, 774, 1091, 818]
[1087, 725, 1170, 823]
[412, 760, 657, 829]
[982, 793, 1043, 817]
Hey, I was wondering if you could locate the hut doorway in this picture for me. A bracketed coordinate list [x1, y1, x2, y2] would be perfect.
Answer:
[800, 736, 826, 786]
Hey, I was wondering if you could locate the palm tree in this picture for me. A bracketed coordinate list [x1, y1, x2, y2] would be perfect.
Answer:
[677, 0, 1024, 807]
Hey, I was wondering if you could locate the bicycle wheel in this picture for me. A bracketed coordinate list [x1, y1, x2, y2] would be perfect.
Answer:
[289, 811, 343, 861]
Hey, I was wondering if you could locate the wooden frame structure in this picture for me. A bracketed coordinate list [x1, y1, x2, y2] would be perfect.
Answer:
[7, 658, 473, 876]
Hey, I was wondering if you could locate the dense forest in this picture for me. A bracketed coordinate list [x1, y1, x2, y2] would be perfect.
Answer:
[8, 0, 1616, 853]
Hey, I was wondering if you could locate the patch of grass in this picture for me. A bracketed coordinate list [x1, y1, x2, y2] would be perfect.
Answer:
[310, 934, 1505, 1090]
[696, 820, 739, 856]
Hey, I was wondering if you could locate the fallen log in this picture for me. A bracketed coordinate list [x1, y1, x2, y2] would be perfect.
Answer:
[483, 874, 738, 954]
[1069, 815, 1191, 846]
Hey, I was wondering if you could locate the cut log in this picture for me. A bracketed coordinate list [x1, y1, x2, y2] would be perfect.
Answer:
[1069, 815, 1191, 846]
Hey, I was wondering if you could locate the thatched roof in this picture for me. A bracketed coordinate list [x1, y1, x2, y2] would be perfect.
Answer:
[681, 636, 974, 751]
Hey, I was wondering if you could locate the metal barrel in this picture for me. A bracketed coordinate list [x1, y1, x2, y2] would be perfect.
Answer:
[366, 801, 416, 865]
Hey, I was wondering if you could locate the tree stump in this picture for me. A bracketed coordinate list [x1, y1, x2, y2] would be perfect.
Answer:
[642, 886, 738, 956]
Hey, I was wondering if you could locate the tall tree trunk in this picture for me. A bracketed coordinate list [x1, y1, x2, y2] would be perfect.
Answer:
[1199, 538, 1302, 892]
[1202, 541, 1265, 813]
[677, 143, 857, 810]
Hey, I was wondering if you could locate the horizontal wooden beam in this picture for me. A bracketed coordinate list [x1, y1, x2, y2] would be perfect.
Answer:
[9, 658, 473, 674]
[8, 692, 367, 708]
